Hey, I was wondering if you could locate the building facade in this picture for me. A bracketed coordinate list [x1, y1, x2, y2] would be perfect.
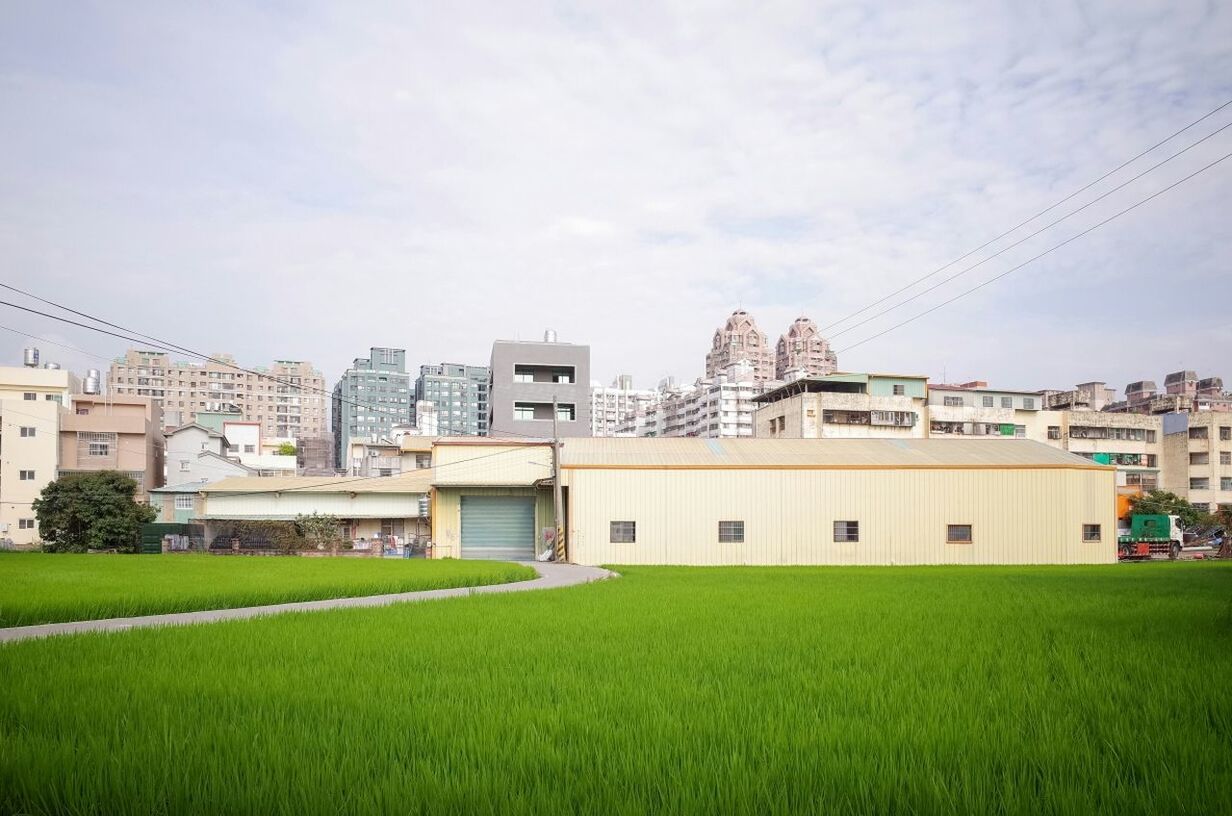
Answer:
[705, 310, 775, 382]
[488, 333, 591, 438]
[296, 434, 336, 475]
[429, 437, 1116, 566]
[108, 349, 327, 439]
[775, 316, 838, 380]
[755, 373, 929, 439]
[414, 363, 489, 436]
[58, 394, 165, 502]
[331, 348, 413, 467]
[630, 363, 775, 438]
[1162, 412, 1232, 513]
[1106, 371, 1232, 414]
[0, 363, 78, 547]
[591, 375, 660, 437]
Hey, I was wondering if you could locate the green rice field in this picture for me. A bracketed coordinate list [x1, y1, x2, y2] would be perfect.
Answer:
[2, 562, 1230, 814]
[0, 553, 536, 626]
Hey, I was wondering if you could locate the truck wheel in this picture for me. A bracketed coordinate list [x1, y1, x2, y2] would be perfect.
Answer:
[1170, 542, 1181, 560]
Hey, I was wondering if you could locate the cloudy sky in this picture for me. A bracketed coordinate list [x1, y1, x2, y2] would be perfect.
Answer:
[1, 1, 1229, 396]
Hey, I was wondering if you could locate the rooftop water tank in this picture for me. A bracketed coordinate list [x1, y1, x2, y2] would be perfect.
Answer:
[23, 347, 39, 368]
[43, 362, 61, 370]
[544, 329, 557, 342]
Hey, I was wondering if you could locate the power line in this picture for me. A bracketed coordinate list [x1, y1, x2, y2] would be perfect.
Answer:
[826, 118, 1232, 341]
[819, 97, 1232, 334]
[834, 149, 1232, 354]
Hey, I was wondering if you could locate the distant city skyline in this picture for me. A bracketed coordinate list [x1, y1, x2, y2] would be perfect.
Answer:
[1, 3, 1228, 395]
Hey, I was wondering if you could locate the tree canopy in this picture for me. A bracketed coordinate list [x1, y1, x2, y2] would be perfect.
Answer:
[1127, 490, 1214, 530]
[276, 442, 297, 456]
[33, 471, 156, 553]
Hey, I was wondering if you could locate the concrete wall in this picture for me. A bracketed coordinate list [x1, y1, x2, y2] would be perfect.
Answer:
[488, 340, 591, 438]
[564, 466, 1116, 566]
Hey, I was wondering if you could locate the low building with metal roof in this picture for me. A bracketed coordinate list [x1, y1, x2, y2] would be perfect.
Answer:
[430, 436, 1116, 566]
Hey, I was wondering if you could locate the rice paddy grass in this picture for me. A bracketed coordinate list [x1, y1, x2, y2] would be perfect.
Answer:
[2, 562, 1230, 814]
[0, 552, 536, 626]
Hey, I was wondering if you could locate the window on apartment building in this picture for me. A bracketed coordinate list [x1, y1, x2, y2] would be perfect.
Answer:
[557, 403, 576, 422]
[19, 519, 35, 530]
[610, 521, 636, 543]
[1022, 398, 1035, 409]
[1146, 430, 1157, 443]
[244, 445, 255, 453]
[870, 411, 916, 427]
[1222, 478, 1232, 491]
[1191, 452, 1209, 465]
[415, 454, 431, 468]
[180, 460, 191, 472]
[943, 396, 963, 407]
[175, 495, 194, 510]
[88, 441, 111, 457]
[1189, 427, 1208, 440]
[1221, 427, 1232, 441]
[1082, 524, 1102, 542]
[1001, 397, 1012, 408]
[19, 470, 35, 480]
[46, 394, 61, 404]
[513, 403, 537, 421]
[1125, 472, 1159, 490]
[19, 426, 35, 437]
[718, 521, 745, 543]
[947, 524, 973, 543]
[981, 396, 993, 408]
[1222, 452, 1231, 466]
[228, 445, 239, 454]
[892, 384, 905, 396]
[23, 392, 35, 400]
[833, 520, 859, 542]
[1047, 426, 1061, 440]
[1190, 478, 1209, 491]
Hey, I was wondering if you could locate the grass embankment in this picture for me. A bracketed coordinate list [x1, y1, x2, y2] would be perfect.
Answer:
[0, 553, 537, 626]
[2, 563, 1230, 814]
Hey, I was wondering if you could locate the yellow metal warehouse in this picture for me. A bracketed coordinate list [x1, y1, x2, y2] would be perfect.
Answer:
[431, 437, 1116, 566]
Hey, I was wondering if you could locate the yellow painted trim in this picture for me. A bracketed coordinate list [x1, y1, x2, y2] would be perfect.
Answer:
[561, 463, 1116, 472]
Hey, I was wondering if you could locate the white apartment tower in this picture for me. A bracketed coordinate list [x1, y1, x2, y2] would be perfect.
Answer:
[591, 375, 660, 437]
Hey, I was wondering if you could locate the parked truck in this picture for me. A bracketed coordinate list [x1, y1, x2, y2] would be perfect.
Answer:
[1117, 514, 1183, 560]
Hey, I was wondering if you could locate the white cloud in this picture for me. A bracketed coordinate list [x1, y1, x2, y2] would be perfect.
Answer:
[0, 0, 1229, 396]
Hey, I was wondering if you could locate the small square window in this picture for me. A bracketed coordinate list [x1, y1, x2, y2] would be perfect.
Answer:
[1082, 524, 1101, 542]
[19, 470, 35, 480]
[947, 524, 972, 543]
[180, 460, 191, 472]
[19, 518, 35, 530]
[981, 396, 993, 408]
[175, 495, 194, 510]
[718, 521, 744, 543]
[833, 520, 859, 542]
[1000, 397, 1012, 409]
[610, 521, 636, 543]
[23, 392, 36, 401]
[19, 426, 35, 437]
[892, 384, 905, 396]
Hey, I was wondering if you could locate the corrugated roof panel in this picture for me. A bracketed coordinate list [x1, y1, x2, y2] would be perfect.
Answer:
[558, 438, 1105, 469]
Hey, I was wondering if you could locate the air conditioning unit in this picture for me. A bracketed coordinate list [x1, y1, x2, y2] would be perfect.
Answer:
[0, 523, 8, 533]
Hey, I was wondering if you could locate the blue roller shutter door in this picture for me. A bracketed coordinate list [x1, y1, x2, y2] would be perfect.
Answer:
[460, 496, 536, 560]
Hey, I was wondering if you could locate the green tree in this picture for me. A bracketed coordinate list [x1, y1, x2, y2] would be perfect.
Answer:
[33, 471, 156, 553]
[276, 442, 297, 456]
[1127, 489, 1213, 530]
[296, 512, 343, 555]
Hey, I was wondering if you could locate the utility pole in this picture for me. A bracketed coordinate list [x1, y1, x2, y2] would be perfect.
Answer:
[552, 396, 565, 561]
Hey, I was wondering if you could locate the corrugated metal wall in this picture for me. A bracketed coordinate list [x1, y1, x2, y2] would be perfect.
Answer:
[204, 491, 422, 519]
[566, 467, 1116, 566]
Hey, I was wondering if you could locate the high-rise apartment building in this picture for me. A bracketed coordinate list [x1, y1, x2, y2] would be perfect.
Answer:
[489, 332, 591, 438]
[775, 316, 838, 380]
[705, 310, 775, 382]
[414, 363, 489, 436]
[331, 347, 413, 466]
[591, 375, 659, 437]
[108, 349, 327, 439]
[626, 363, 775, 438]
[1162, 413, 1232, 513]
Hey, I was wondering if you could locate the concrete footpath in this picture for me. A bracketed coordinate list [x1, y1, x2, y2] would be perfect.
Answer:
[0, 562, 615, 645]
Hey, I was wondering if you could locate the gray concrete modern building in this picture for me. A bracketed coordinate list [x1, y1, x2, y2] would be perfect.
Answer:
[414, 363, 490, 436]
[331, 348, 412, 466]
[488, 332, 591, 438]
